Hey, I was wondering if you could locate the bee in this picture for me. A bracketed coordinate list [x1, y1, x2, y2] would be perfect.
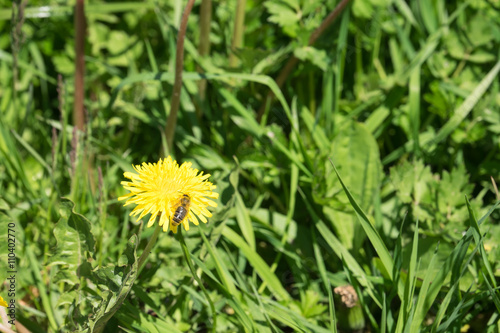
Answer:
[172, 194, 191, 226]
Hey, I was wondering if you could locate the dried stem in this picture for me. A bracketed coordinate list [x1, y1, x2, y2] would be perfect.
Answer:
[492, 176, 499, 200]
[74, 0, 85, 131]
[165, 0, 197, 152]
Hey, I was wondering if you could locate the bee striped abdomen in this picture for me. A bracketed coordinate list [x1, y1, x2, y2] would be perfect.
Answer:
[172, 206, 188, 225]
[171, 194, 191, 226]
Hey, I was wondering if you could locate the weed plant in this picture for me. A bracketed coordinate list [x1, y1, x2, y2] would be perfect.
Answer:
[0, 0, 499, 332]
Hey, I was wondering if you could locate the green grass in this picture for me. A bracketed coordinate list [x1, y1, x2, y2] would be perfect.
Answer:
[1, 0, 500, 332]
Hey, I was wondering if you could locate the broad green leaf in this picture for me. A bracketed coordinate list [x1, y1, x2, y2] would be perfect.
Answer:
[49, 198, 96, 285]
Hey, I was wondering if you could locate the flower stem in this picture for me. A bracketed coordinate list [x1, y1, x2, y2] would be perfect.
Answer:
[179, 229, 217, 332]
[137, 223, 162, 271]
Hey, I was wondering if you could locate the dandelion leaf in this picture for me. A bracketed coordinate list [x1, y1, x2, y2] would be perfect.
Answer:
[49, 198, 96, 285]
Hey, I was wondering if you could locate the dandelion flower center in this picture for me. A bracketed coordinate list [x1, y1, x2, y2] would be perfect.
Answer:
[118, 156, 218, 233]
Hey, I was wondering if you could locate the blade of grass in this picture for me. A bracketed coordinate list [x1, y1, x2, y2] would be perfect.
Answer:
[410, 224, 475, 331]
[431, 239, 483, 332]
[258, 162, 298, 295]
[329, 159, 398, 292]
[477, 199, 500, 226]
[466, 196, 496, 280]
[229, 167, 256, 251]
[0, 119, 34, 197]
[465, 196, 498, 292]
[26, 245, 59, 330]
[10, 129, 51, 172]
[219, 87, 264, 137]
[381, 293, 387, 333]
[302, 103, 329, 152]
[408, 243, 441, 333]
[312, 228, 337, 332]
[234, 192, 256, 251]
[248, 282, 282, 333]
[298, 188, 382, 308]
[222, 227, 290, 302]
[199, 231, 237, 296]
[393, 0, 418, 28]
[262, 299, 332, 333]
[404, 221, 419, 320]
[483, 273, 500, 314]
[0, 50, 57, 84]
[419, 0, 438, 33]
[178, 230, 217, 332]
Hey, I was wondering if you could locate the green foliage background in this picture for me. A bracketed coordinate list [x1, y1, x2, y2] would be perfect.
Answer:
[1, 0, 500, 332]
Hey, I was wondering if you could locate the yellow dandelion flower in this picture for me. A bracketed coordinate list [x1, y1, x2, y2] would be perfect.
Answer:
[118, 156, 218, 233]
[0, 296, 8, 307]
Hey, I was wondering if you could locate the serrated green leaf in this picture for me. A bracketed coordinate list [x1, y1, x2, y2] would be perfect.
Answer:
[49, 198, 96, 285]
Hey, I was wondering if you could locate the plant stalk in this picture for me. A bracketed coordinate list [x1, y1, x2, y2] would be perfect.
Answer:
[165, 0, 196, 152]
[137, 223, 162, 271]
[229, 0, 246, 67]
[74, 0, 85, 131]
[197, 0, 212, 104]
